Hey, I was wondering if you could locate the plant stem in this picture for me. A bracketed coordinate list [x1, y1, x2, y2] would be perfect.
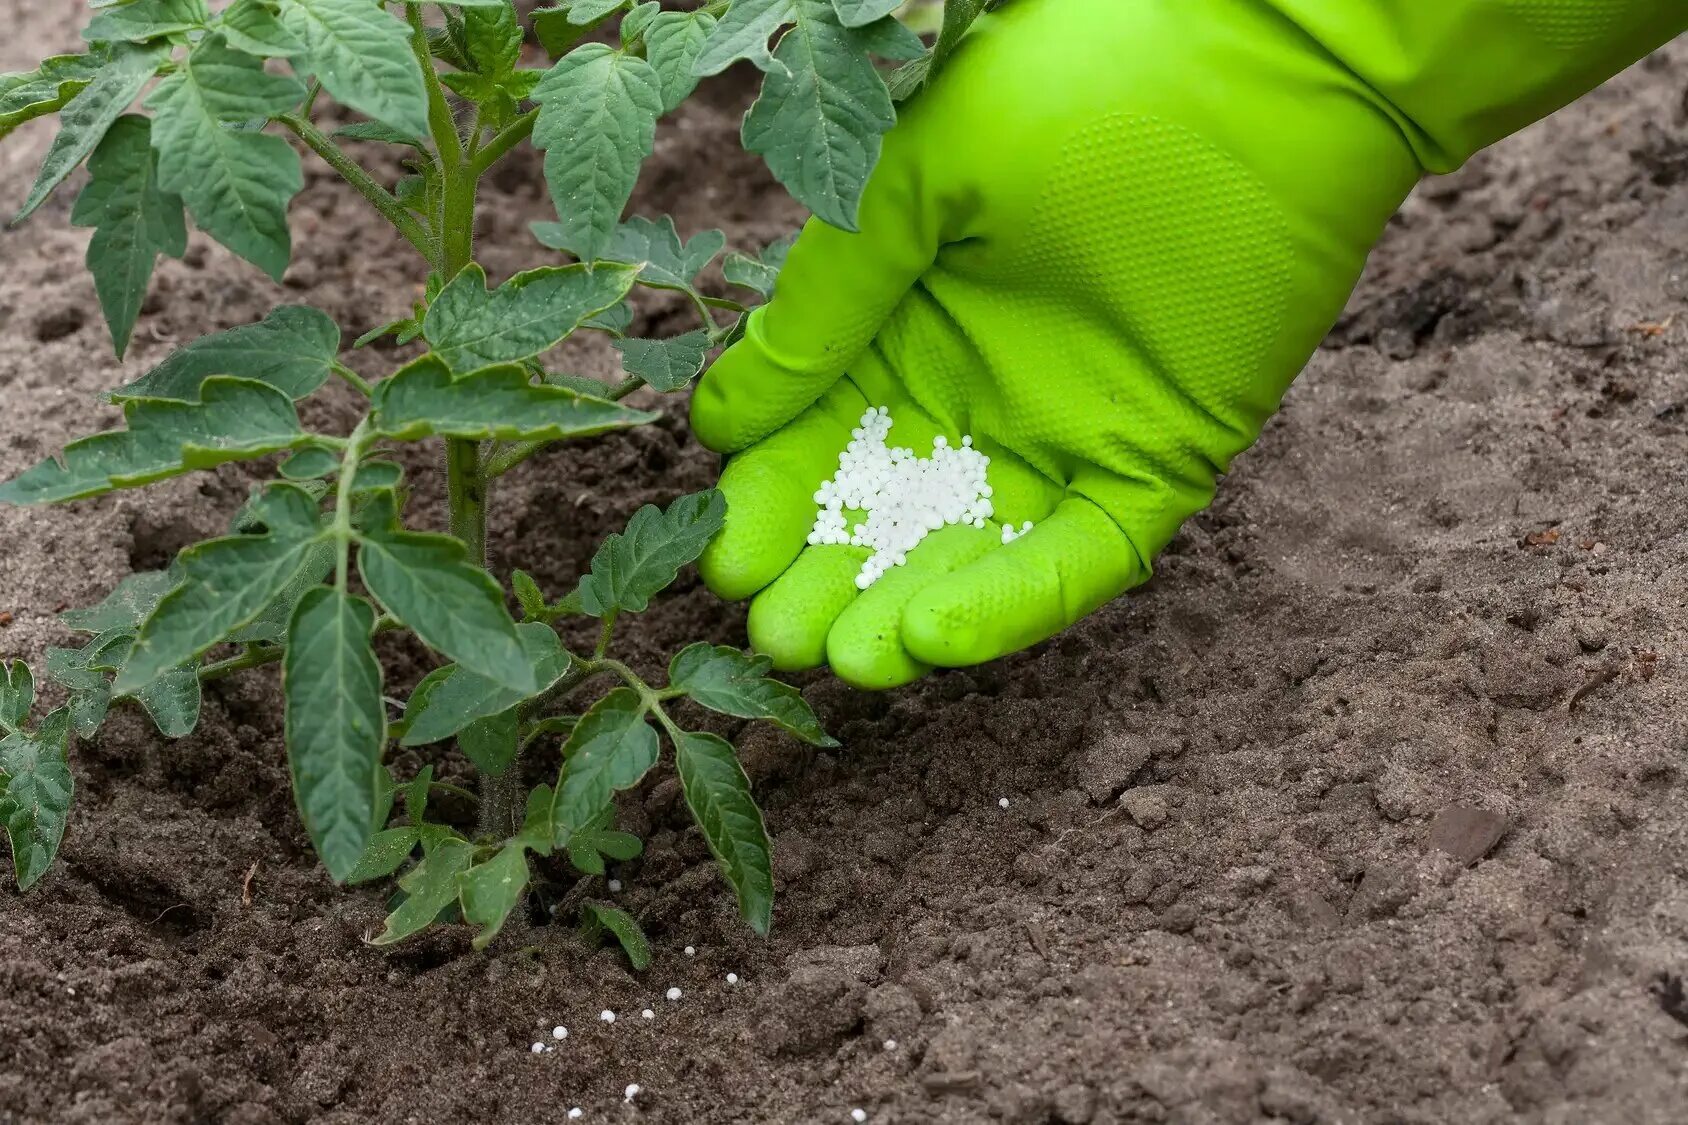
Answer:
[330, 360, 374, 397]
[199, 646, 283, 682]
[484, 376, 646, 478]
[444, 439, 487, 558]
[277, 114, 433, 264]
[477, 771, 526, 839]
[409, 6, 463, 171]
[469, 110, 537, 178]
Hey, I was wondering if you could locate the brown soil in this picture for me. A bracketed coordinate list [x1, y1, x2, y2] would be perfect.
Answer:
[4, 8, 1688, 1124]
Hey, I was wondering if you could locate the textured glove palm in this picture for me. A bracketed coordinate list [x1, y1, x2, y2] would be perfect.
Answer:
[692, 0, 1686, 689]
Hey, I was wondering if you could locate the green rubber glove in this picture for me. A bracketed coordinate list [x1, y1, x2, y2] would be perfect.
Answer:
[692, 0, 1686, 690]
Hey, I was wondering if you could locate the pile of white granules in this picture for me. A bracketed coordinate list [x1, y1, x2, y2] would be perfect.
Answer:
[808, 407, 1031, 590]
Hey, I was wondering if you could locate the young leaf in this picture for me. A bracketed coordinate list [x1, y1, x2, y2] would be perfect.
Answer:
[558, 0, 629, 24]
[531, 7, 594, 60]
[572, 489, 726, 617]
[511, 570, 547, 621]
[675, 729, 772, 936]
[668, 643, 836, 746]
[279, 447, 341, 480]
[345, 825, 419, 884]
[579, 901, 651, 969]
[613, 330, 709, 392]
[48, 634, 202, 740]
[70, 115, 187, 358]
[741, 0, 895, 231]
[0, 661, 33, 734]
[693, 0, 794, 76]
[621, 2, 661, 44]
[461, 1, 524, 76]
[219, 0, 308, 58]
[722, 231, 796, 298]
[532, 44, 663, 265]
[357, 505, 536, 692]
[0, 377, 308, 506]
[0, 710, 74, 892]
[277, 0, 430, 140]
[828, 0, 899, 28]
[372, 354, 655, 442]
[401, 622, 572, 747]
[886, 0, 985, 102]
[84, 0, 211, 44]
[551, 688, 658, 835]
[457, 844, 530, 950]
[145, 35, 306, 280]
[643, 10, 716, 112]
[284, 588, 386, 883]
[371, 832, 473, 945]
[459, 710, 519, 777]
[61, 570, 177, 633]
[45, 643, 113, 739]
[0, 54, 103, 141]
[423, 262, 639, 372]
[113, 306, 342, 403]
[15, 44, 167, 223]
[116, 484, 325, 692]
[564, 805, 642, 875]
[534, 214, 725, 301]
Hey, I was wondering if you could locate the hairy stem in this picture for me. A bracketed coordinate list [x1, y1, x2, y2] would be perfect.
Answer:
[277, 114, 433, 265]
[484, 375, 645, 478]
[408, 5, 463, 171]
[469, 110, 537, 178]
[476, 770, 526, 840]
[444, 439, 487, 559]
[329, 360, 374, 397]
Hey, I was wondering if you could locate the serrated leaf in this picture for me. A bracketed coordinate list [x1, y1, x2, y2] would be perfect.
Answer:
[579, 901, 650, 969]
[278, 0, 429, 139]
[742, 0, 894, 231]
[532, 44, 662, 265]
[129, 662, 201, 738]
[560, 0, 628, 24]
[45, 643, 112, 739]
[573, 489, 726, 617]
[693, 0, 793, 76]
[854, 14, 925, 60]
[0, 710, 74, 891]
[346, 825, 419, 884]
[565, 805, 642, 874]
[333, 120, 425, 149]
[675, 729, 772, 935]
[644, 9, 716, 111]
[424, 262, 639, 371]
[357, 509, 535, 692]
[583, 299, 633, 336]
[116, 484, 324, 692]
[113, 306, 342, 403]
[532, 6, 592, 60]
[613, 330, 709, 392]
[828, 0, 898, 29]
[461, 1, 523, 76]
[401, 622, 572, 747]
[371, 832, 473, 945]
[372, 353, 655, 442]
[220, 0, 308, 58]
[0, 377, 308, 506]
[15, 43, 166, 223]
[61, 570, 177, 633]
[279, 447, 340, 480]
[457, 843, 530, 949]
[84, 0, 211, 43]
[285, 587, 385, 882]
[669, 642, 835, 746]
[721, 231, 796, 298]
[511, 570, 547, 621]
[146, 35, 305, 280]
[0, 661, 34, 735]
[535, 213, 725, 298]
[0, 54, 103, 141]
[227, 539, 334, 643]
[551, 688, 658, 834]
[50, 630, 201, 740]
[70, 115, 187, 358]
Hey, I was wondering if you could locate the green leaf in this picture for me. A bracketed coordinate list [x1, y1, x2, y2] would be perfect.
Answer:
[722, 231, 796, 298]
[693, 0, 793, 75]
[345, 825, 419, 884]
[613, 330, 709, 392]
[84, 0, 211, 43]
[536, 213, 726, 299]
[15, 44, 167, 223]
[226, 540, 335, 643]
[333, 120, 425, 149]
[621, 1, 661, 44]
[113, 306, 342, 403]
[579, 901, 651, 969]
[573, 489, 726, 617]
[372, 353, 655, 442]
[45, 643, 112, 739]
[371, 832, 473, 945]
[0, 710, 74, 891]
[461, 1, 523, 76]
[404, 764, 433, 825]
[278, 0, 429, 139]
[854, 14, 926, 60]
[888, 0, 984, 101]
[61, 570, 177, 633]
[457, 844, 530, 950]
[220, 0, 308, 58]
[284, 588, 385, 882]
[145, 35, 306, 280]
[46, 633, 201, 740]
[565, 805, 642, 874]
[424, 262, 639, 371]
[675, 729, 772, 935]
[401, 622, 571, 747]
[828, 0, 898, 29]
[741, 0, 895, 231]
[459, 710, 519, 777]
[511, 570, 547, 621]
[559, 0, 628, 24]
[129, 662, 202, 738]
[70, 115, 187, 358]
[532, 7, 594, 60]
[0, 661, 34, 735]
[644, 10, 716, 112]
[0, 377, 308, 506]
[551, 688, 658, 834]
[669, 643, 836, 746]
[116, 484, 325, 692]
[0, 54, 103, 141]
[279, 447, 340, 480]
[532, 44, 663, 265]
[357, 507, 536, 692]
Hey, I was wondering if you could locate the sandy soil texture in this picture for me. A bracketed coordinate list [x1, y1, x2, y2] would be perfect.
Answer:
[2, 7, 1687, 1123]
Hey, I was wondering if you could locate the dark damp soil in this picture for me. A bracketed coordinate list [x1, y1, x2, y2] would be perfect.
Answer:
[3, 8, 1688, 1124]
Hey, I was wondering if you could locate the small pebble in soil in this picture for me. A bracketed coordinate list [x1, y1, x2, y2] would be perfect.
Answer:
[998, 797, 1010, 809]
[600, 1010, 616, 1023]
[666, 987, 682, 1001]
[530, 1042, 544, 1054]
[552, 1026, 568, 1040]
[608, 879, 622, 892]
[641, 1009, 655, 1020]
[726, 972, 740, 985]
[883, 1039, 897, 1051]
[624, 1083, 641, 1102]
[568, 1110, 583, 1120]
[684, 945, 696, 957]
[852, 1110, 868, 1123]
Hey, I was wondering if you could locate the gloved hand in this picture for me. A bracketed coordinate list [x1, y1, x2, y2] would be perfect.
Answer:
[692, 0, 1686, 690]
